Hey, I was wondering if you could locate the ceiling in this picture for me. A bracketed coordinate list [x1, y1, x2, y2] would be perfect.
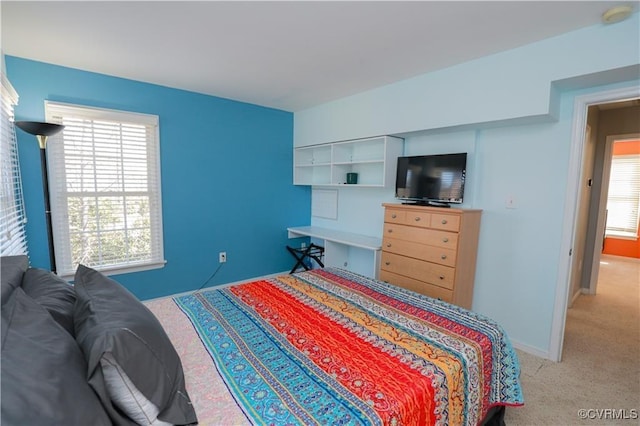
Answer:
[1, 1, 634, 112]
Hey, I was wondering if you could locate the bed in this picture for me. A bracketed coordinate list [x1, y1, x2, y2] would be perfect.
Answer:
[145, 267, 524, 425]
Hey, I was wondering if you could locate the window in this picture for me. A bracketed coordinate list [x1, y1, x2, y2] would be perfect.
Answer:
[45, 101, 165, 277]
[0, 75, 28, 256]
[605, 150, 640, 239]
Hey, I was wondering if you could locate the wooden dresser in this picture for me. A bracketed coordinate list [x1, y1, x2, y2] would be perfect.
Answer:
[380, 203, 482, 309]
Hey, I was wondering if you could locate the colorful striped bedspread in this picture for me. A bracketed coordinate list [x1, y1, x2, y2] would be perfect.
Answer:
[150, 268, 523, 425]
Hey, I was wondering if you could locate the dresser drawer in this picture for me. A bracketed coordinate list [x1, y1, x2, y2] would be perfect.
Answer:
[380, 270, 454, 302]
[385, 208, 432, 228]
[384, 208, 407, 224]
[430, 213, 460, 232]
[381, 251, 454, 289]
[382, 236, 457, 267]
[399, 210, 432, 228]
[383, 223, 458, 250]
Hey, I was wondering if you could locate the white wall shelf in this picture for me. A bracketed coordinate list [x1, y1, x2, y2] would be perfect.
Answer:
[293, 135, 403, 187]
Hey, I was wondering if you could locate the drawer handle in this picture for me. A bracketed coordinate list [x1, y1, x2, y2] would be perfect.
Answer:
[391, 213, 397, 219]
[414, 217, 421, 222]
[388, 229, 393, 233]
[441, 254, 447, 260]
[385, 261, 390, 266]
[386, 243, 392, 248]
[442, 237, 449, 243]
[439, 275, 445, 280]
[441, 219, 448, 225]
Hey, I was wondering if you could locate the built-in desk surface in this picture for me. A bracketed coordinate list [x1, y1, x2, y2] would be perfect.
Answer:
[287, 226, 382, 279]
[287, 226, 381, 250]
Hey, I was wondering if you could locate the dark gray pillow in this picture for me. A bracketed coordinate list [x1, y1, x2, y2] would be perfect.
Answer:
[74, 265, 197, 425]
[1, 287, 111, 426]
[22, 268, 76, 336]
[1, 255, 28, 305]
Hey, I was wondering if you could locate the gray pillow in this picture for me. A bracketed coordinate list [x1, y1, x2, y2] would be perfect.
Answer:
[73, 265, 197, 425]
[22, 268, 76, 336]
[1, 255, 28, 305]
[1, 287, 111, 426]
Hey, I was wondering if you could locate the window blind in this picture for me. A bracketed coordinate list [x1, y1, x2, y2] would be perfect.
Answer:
[606, 153, 640, 239]
[45, 101, 165, 277]
[0, 74, 28, 256]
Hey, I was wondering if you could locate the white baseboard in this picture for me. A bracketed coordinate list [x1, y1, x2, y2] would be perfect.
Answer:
[144, 270, 290, 302]
[581, 286, 596, 296]
[571, 288, 583, 306]
[511, 339, 551, 360]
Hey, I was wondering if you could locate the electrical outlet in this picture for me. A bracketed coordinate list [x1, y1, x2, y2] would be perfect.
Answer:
[301, 242, 307, 249]
[219, 252, 227, 263]
[505, 195, 517, 209]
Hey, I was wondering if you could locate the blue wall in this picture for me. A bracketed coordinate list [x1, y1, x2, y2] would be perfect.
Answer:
[7, 56, 310, 300]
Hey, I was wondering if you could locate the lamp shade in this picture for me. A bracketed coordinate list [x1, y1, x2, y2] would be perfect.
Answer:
[15, 121, 64, 137]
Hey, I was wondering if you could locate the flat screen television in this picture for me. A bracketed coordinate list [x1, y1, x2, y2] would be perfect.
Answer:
[395, 153, 467, 206]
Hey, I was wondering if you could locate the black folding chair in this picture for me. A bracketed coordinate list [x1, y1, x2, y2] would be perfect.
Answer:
[286, 243, 325, 273]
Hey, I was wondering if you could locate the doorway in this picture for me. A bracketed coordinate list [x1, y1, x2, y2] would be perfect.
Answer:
[550, 86, 640, 362]
[585, 130, 640, 296]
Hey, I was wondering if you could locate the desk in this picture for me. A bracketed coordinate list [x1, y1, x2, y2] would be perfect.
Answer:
[287, 226, 382, 279]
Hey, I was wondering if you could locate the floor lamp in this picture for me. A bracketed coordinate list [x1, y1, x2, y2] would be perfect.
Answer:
[15, 121, 65, 274]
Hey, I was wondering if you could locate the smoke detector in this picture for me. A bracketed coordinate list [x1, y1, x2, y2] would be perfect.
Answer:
[601, 5, 633, 24]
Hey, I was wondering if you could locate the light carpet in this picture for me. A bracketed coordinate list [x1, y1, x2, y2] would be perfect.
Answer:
[504, 255, 640, 425]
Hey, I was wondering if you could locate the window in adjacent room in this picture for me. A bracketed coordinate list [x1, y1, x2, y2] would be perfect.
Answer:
[0, 75, 28, 256]
[45, 101, 165, 277]
[605, 139, 640, 240]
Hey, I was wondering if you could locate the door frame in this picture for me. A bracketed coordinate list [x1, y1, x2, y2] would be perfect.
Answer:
[549, 85, 640, 362]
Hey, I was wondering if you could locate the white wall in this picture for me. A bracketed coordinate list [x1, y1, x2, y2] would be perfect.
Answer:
[294, 14, 638, 146]
[296, 13, 640, 358]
